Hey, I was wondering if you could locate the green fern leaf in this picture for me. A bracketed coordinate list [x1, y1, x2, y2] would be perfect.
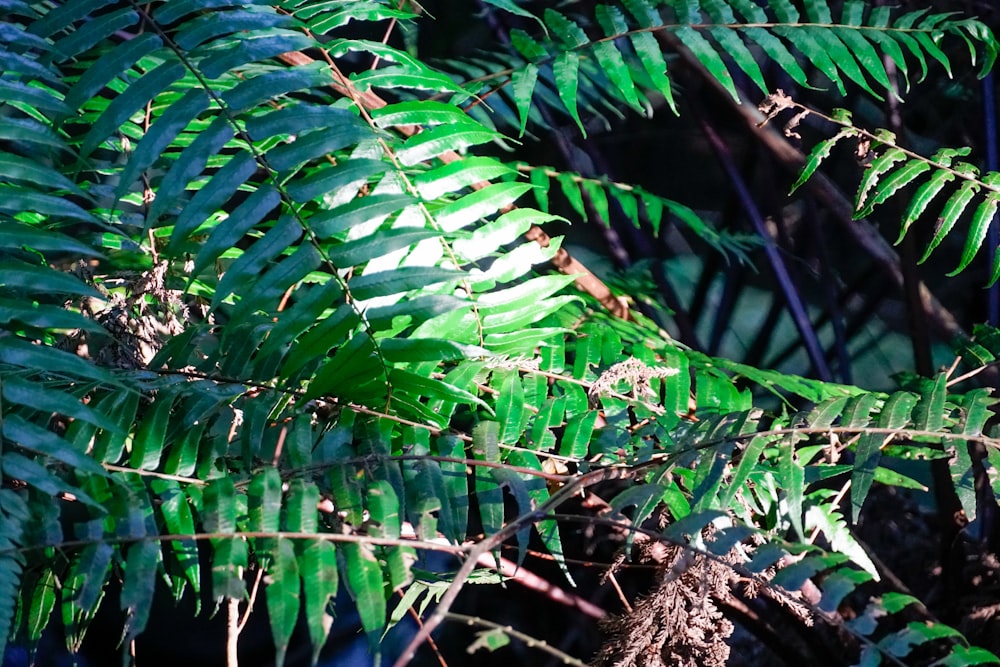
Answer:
[396, 125, 499, 165]
[129, 388, 178, 470]
[168, 151, 258, 250]
[416, 157, 517, 200]
[802, 0, 834, 22]
[22, 568, 57, 653]
[774, 25, 846, 95]
[692, 444, 734, 513]
[544, 8, 588, 48]
[1, 377, 115, 433]
[717, 434, 769, 510]
[920, 180, 980, 263]
[852, 391, 914, 521]
[581, 179, 611, 225]
[770, 552, 849, 591]
[510, 28, 548, 62]
[913, 373, 948, 433]
[553, 51, 585, 135]
[507, 450, 575, 581]
[589, 9, 641, 111]
[311, 194, 416, 240]
[121, 539, 160, 645]
[817, 568, 873, 612]
[288, 482, 339, 663]
[674, 25, 740, 102]
[437, 182, 533, 232]
[267, 538, 301, 666]
[625, 28, 677, 114]
[63, 33, 162, 109]
[368, 480, 403, 543]
[780, 435, 806, 539]
[214, 218, 304, 308]
[496, 371, 527, 446]
[950, 388, 999, 522]
[0, 117, 67, 154]
[511, 62, 539, 137]
[810, 29, 881, 99]
[711, 26, 769, 94]
[911, 28, 953, 78]
[0, 490, 28, 662]
[203, 478, 248, 603]
[835, 27, 895, 97]
[433, 435, 469, 543]
[790, 127, 857, 194]
[230, 247, 323, 325]
[152, 480, 200, 602]
[62, 534, 114, 652]
[560, 411, 599, 458]
[609, 483, 665, 531]
[371, 100, 477, 128]
[3, 454, 101, 509]
[855, 148, 908, 212]
[899, 170, 956, 243]
[286, 159, 389, 204]
[482, 0, 544, 31]
[0, 156, 81, 197]
[856, 159, 931, 218]
[343, 542, 386, 647]
[327, 228, 440, 270]
[114, 88, 211, 202]
[249, 469, 283, 541]
[880, 621, 964, 661]
[952, 190, 1000, 276]
[80, 61, 186, 157]
[934, 645, 1000, 666]
[5, 415, 107, 477]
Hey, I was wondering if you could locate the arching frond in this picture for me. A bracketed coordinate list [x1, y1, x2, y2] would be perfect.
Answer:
[443, 0, 996, 136]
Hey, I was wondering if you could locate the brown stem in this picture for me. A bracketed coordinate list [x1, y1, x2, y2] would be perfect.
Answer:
[226, 597, 240, 667]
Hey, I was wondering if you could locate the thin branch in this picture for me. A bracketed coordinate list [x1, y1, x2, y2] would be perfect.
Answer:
[103, 464, 208, 486]
[947, 360, 999, 387]
[445, 612, 590, 666]
[406, 605, 450, 667]
[226, 597, 240, 667]
[1, 530, 468, 559]
[605, 572, 632, 613]
[698, 114, 833, 381]
[476, 552, 606, 620]
[236, 566, 265, 634]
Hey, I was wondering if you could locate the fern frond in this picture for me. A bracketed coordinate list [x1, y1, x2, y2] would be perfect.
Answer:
[445, 0, 997, 136]
[767, 92, 1000, 281]
[517, 163, 756, 261]
[0, 490, 28, 661]
[3, 1, 999, 663]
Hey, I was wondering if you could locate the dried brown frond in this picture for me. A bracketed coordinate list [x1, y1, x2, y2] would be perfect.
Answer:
[594, 531, 738, 667]
[589, 358, 677, 402]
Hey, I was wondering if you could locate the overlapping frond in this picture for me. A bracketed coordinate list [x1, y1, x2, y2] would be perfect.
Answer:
[447, 0, 996, 136]
[2, 1, 1000, 665]
[0, 0, 568, 657]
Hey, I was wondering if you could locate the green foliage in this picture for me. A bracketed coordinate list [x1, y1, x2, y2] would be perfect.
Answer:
[446, 0, 995, 135]
[1, 1, 1000, 666]
[774, 94, 1000, 282]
